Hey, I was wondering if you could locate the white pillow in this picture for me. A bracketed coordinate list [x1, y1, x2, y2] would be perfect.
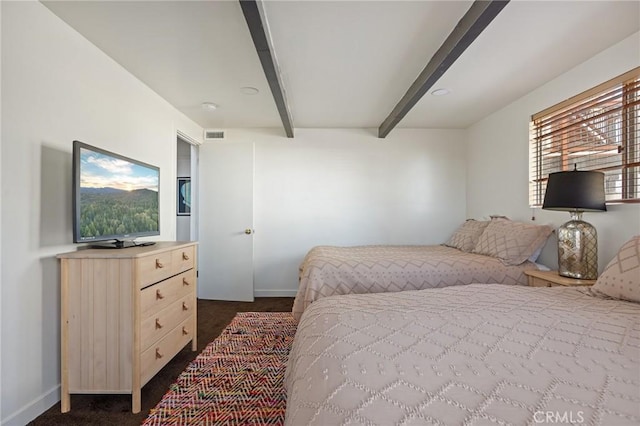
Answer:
[528, 246, 544, 263]
[591, 235, 640, 303]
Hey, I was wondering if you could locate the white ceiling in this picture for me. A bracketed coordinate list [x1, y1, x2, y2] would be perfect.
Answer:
[43, 0, 640, 133]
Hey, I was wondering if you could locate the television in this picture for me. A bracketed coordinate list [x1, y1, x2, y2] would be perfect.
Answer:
[73, 140, 160, 248]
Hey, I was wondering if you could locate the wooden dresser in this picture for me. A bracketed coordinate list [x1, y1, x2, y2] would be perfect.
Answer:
[57, 241, 198, 413]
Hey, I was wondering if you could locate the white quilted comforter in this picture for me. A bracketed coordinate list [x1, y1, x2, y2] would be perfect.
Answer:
[285, 284, 640, 425]
[293, 245, 539, 320]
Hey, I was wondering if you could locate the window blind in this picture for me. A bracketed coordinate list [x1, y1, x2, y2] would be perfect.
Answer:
[529, 67, 640, 206]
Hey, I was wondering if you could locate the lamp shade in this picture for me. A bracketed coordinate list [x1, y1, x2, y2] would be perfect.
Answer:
[542, 170, 606, 212]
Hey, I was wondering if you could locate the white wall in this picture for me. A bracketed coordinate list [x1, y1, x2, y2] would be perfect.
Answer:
[0, 2, 3, 423]
[231, 128, 467, 296]
[0, 2, 201, 424]
[466, 32, 640, 271]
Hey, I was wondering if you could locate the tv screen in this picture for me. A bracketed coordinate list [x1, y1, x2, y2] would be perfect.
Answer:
[73, 141, 160, 247]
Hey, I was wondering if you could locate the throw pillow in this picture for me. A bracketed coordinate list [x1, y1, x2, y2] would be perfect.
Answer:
[591, 235, 640, 303]
[472, 218, 553, 265]
[444, 219, 490, 252]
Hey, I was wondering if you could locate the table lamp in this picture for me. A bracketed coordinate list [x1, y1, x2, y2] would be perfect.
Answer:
[542, 166, 606, 280]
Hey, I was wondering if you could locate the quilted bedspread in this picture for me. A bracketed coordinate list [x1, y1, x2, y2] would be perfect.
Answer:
[285, 284, 640, 425]
[292, 245, 539, 320]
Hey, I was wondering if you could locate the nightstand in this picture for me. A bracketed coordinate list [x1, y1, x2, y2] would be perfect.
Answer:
[525, 270, 597, 287]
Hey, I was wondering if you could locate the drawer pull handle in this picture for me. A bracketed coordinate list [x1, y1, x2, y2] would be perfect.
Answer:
[155, 259, 164, 269]
[183, 278, 190, 286]
[156, 290, 164, 300]
[182, 327, 189, 336]
[182, 302, 189, 311]
[182, 252, 190, 261]
[155, 348, 163, 359]
[155, 319, 163, 329]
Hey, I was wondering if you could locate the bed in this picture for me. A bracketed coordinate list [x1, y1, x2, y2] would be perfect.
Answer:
[292, 244, 542, 320]
[285, 285, 640, 425]
[285, 236, 640, 425]
[292, 218, 555, 320]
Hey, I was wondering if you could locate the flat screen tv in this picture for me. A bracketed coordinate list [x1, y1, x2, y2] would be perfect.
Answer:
[73, 140, 160, 248]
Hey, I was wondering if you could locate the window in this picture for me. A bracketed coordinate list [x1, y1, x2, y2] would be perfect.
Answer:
[529, 67, 640, 206]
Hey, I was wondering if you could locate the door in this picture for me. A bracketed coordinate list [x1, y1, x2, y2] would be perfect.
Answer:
[198, 140, 254, 301]
[176, 137, 193, 241]
[189, 143, 199, 242]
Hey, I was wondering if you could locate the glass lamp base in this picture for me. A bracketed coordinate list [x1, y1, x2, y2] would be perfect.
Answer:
[557, 211, 598, 280]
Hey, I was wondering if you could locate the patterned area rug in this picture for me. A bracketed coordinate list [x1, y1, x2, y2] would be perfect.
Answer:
[144, 312, 297, 425]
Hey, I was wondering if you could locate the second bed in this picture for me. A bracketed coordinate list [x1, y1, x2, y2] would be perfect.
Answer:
[292, 244, 542, 320]
[292, 218, 554, 320]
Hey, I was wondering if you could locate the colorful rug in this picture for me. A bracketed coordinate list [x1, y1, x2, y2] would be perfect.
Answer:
[143, 312, 297, 425]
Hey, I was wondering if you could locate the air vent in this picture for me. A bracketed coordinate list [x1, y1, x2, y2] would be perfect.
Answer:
[204, 129, 225, 140]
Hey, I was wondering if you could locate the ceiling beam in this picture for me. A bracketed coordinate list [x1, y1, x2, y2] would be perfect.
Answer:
[240, 0, 294, 138]
[378, 0, 510, 138]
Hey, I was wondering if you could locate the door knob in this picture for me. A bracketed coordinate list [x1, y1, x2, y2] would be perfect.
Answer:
[244, 228, 253, 235]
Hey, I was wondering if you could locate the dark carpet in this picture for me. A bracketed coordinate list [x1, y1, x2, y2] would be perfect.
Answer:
[29, 298, 294, 426]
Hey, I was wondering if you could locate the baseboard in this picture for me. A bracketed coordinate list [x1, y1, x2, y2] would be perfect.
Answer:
[2, 385, 59, 426]
[253, 289, 297, 297]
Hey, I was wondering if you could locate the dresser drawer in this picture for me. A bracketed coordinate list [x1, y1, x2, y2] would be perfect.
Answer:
[137, 250, 175, 288]
[140, 293, 195, 351]
[140, 316, 194, 386]
[137, 247, 196, 288]
[172, 246, 195, 275]
[140, 270, 195, 318]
